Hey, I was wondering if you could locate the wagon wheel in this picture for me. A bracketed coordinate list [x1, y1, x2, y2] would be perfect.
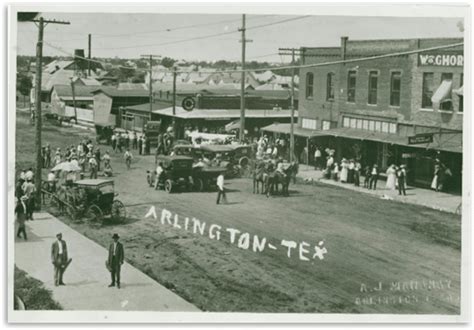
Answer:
[85, 205, 103, 226]
[66, 204, 79, 221]
[111, 200, 127, 223]
[164, 179, 173, 193]
[193, 178, 204, 192]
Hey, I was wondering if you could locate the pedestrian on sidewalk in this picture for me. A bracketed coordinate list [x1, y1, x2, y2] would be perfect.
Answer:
[95, 147, 101, 172]
[363, 165, 371, 188]
[51, 233, 68, 286]
[138, 136, 143, 155]
[108, 233, 124, 289]
[22, 179, 36, 220]
[347, 159, 355, 184]
[124, 149, 133, 170]
[369, 164, 379, 190]
[314, 147, 322, 170]
[89, 156, 98, 179]
[397, 165, 407, 196]
[386, 164, 397, 190]
[216, 173, 228, 204]
[15, 196, 28, 240]
[354, 160, 361, 187]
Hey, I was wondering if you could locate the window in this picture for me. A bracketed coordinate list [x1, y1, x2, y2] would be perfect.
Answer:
[374, 121, 382, 132]
[390, 72, 401, 106]
[368, 120, 375, 131]
[343, 117, 350, 127]
[356, 119, 363, 129]
[306, 72, 314, 99]
[322, 120, 331, 130]
[440, 73, 453, 111]
[302, 118, 317, 130]
[422, 72, 435, 108]
[459, 74, 463, 112]
[347, 71, 356, 102]
[368, 71, 378, 105]
[350, 118, 357, 128]
[389, 123, 397, 134]
[326, 73, 335, 101]
[381, 122, 389, 133]
[362, 120, 369, 130]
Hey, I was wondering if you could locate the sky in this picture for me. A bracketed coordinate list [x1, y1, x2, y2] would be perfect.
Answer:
[15, 13, 464, 63]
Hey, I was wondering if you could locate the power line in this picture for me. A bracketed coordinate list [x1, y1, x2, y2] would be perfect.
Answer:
[91, 15, 310, 51]
[42, 39, 464, 77]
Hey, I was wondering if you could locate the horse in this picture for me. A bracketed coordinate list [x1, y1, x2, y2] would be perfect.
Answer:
[253, 161, 269, 194]
[266, 162, 296, 197]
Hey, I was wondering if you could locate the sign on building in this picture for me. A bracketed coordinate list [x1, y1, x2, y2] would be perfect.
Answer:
[408, 133, 434, 145]
[418, 54, 463, 67]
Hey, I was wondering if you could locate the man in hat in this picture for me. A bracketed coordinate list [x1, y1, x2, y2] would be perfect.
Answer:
[15, 196, 28, 240]
[51, 233, 68, 286]
[369, 164, 379, 190]
[397, 165, 407, 196]
[108, 233, 124, 288]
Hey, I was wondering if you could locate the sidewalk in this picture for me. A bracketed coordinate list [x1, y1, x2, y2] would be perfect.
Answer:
[296, 165, 462, 214]
[14, 213, 200, 311]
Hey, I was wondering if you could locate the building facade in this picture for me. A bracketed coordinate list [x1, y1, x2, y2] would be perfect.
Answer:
[273, 37, 463, 192]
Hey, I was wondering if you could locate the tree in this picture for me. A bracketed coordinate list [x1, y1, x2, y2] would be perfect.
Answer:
[17, 72, 32, 106]
[160, 57, 177, 68]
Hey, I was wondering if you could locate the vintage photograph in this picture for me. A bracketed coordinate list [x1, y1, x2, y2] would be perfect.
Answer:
[8, 3, 469, 323]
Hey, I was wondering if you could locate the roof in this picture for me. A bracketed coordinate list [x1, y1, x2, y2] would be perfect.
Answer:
[74, 179, 114, 186]
[52, 84, 101, 98]
[117, 82, 148, 91]
[91, 87, 150, 98]
[153, 106, 296, 119]
[262, 123, 326, 138]
[156, 155, 194, 162]
[125, 101, 174, 112]
[197, 144, 235, 152]
[79, 77, 101, 86]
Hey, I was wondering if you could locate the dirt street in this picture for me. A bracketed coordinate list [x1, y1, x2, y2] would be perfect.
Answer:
[16, 115, 461, 313]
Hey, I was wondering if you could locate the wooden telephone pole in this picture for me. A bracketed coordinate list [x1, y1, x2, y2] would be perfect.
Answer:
[140, 54, 161, 120]
[278, 48, 299, 162]
[238, 14, 252, 143]
[88, 33, 91, 76]
[31, 17, 70, 209]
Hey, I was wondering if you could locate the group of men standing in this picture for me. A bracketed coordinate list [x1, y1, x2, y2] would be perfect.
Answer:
[50, 232, 124, 288]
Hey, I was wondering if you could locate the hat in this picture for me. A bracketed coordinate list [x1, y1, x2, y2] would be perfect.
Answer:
[56, 233, 62, 238]
[401, 165, 406, 168]
[20, 195, 28, 201]
[112, 233, 120, 239]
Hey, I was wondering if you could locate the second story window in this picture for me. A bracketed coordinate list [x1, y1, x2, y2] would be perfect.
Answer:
[421, 72, 434, 108]
[368, 71, 378, 105]
[439, 73, 453, 111]
[347, 71, 356, 102]
[326, 73, 335, 101]
[390, 72, 401, 107]
[305, 72, 314, 99]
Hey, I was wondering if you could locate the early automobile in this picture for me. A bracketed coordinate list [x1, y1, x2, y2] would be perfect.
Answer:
[155, 155, 195, 193]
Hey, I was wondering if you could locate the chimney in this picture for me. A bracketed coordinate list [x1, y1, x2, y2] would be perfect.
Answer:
[340, 36, 349, 64]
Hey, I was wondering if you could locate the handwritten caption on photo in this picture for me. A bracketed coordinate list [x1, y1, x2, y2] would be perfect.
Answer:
[145, 206, 328, 263]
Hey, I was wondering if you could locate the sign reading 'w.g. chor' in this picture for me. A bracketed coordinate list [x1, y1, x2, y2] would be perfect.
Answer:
[418, 54, 464, 67]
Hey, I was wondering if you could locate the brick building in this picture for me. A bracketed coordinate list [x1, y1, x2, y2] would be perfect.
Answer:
[264, 37, 463, 192]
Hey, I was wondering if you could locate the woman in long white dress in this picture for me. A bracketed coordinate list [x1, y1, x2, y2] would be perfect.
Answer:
[385, 164, 397, 190]
[431, 164, 440, 190]
[340, 159, 348, 183]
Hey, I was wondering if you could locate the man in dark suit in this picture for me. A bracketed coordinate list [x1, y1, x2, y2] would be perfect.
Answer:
[51, 233, 68, 286]
[15, 196, 28, 240]
[108, 233, 124, 289]
[397, 165, 407, 196]
[369, 164, 379, 190]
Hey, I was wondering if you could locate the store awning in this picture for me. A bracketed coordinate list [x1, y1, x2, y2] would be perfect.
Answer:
[454, 86, 463, 96]
[153, 106, 296, 119]
[225, 120, 241, 132]
[261, 123, 329, 138]
[431, 80, 453, 105]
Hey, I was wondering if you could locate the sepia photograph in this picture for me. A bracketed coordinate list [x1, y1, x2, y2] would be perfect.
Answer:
[7, 2, 470, 323]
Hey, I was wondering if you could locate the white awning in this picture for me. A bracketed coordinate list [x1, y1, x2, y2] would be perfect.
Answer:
[453, 85, 463, 96]
[225, 120, 240, 132]
[431, 80, 453, 105]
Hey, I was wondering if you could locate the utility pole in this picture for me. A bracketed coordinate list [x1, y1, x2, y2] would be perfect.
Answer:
[279, 47, 301, 162]
[140, 54, 161, 120]
[88, 33, 91, 76]
[31, 17, 70, 209]
[70, 77, 78, 124]
[172, 66, 177, 116]
[238, 14, 252, 144]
